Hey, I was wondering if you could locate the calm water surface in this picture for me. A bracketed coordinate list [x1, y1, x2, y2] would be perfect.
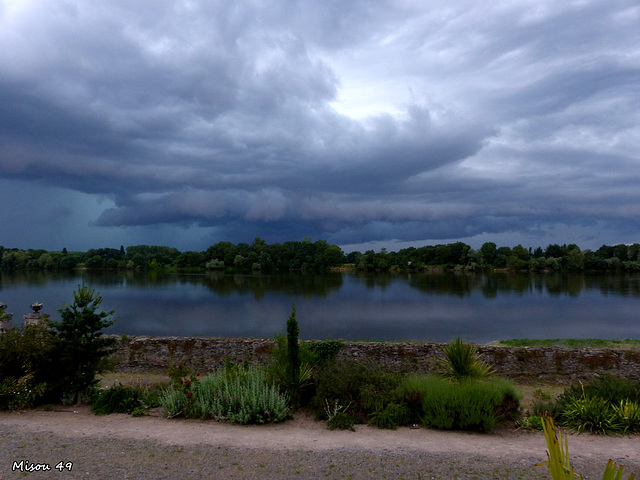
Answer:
[1, 271, 639, 343]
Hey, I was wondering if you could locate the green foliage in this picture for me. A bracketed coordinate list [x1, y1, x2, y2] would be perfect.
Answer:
[613, 400, 640, 434]
[268, 304, 314, 410]
[518, 415, 544, 431]
[323, 398, 354, 430]
[402, 375, 520, 432]
[160, 365, 290, 424]
[5, 240, 640, 273]
[538, 414, 635, 480]
[560, 396, 622, 434]
[561, 375, 640, 405]
[309, 359, 401, 423]
[286, 302, 300, 404]
[327, 411, 355, 431]
[553, 375, 640, 434]
[53, 283, 117, 404]
[0, 372, 46, 410]
[369, 403, 411, 430]
[91, 384, 141, 415]
[306, 340, 343, 365]
[498, 339, 640, 348]
[437, 337, 495, 380]
[0, 323, 58, 393]
[529, 388, 562, 419]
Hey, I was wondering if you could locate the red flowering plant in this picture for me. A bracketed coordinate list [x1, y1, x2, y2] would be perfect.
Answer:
[166, 346, 199, 415]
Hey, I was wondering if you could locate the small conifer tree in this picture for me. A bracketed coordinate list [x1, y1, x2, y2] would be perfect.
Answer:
[53, 283, 117, 404]
[286, 302, 300, 406]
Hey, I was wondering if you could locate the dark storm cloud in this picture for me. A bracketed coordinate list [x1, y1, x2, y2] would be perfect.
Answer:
[0, 0, 639, 250]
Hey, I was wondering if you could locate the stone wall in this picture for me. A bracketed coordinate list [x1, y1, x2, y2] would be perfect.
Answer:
[110, 336, 640, 384]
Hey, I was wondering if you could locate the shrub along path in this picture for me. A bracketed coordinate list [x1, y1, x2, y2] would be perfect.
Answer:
[1, 406, 638, 479]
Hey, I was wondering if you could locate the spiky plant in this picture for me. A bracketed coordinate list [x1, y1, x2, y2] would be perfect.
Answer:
[538, 414, 635, 480]
[437, 337, 495, 380]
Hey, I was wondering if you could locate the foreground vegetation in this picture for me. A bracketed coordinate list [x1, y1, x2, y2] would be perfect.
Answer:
[0, 285, 116, 407]
[2, 238, 640, 273]
[540, 414, 635, 479]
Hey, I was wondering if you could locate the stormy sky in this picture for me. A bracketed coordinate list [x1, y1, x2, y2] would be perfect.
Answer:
[1, 0, 639, 253]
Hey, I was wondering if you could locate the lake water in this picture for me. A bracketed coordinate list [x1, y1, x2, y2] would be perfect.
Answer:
[1, 271, 639, 343]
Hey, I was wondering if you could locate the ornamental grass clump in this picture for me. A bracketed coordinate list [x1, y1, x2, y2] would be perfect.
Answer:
[554, 375, 640, 435]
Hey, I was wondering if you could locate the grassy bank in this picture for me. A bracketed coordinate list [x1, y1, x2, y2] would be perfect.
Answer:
[494, 338, 640, 349]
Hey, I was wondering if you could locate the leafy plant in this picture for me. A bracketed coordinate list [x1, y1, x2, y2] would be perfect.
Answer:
[0, 371, 46, 410]
[518, 415, 544, 431]
[0, 323, 58, 402]
[160, 365, 290, 424]
[529, 388, 561, 419]
[560, 396, 622, 434]
[613, 400, 640, 434]
[402, 375, 519, 432]
[437, 337, 495, 380]
[327, 411, 355, 431]
[324, 397, 351, 418]
[537, 414, 635, 480]
[309, 359, 401, 422]
[91, 384, 141, 415]
[307, 340, 343, 365]
[555, 376, 640, 434]
[559, 376, 640, 407]
[369, 403, 410, 430]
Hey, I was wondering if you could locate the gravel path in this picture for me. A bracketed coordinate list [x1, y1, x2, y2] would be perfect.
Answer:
[1, 406, 638, 479]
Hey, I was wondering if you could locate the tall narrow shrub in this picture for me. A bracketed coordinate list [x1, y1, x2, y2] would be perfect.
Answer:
[268, 303, 313, 409]
[286, 302, 300, 406]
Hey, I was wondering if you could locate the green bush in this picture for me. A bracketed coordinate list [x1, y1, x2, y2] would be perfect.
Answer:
[560, 375, 640, 406]
[369, 403, 411, 430]
[309, 359, 401, 422]
[327, 411, 355, 431]
[0, 324, 58, 401]
[402, 375, 520, 432]
[306, 340, 343, 365]
[160, 365, 290, 424]
[0, 372, 46, 410]
[91, 384, 141, 415]
[528, 388, 561, 419]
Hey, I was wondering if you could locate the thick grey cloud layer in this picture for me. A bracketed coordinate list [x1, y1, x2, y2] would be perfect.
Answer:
[1, 0, 639, 251]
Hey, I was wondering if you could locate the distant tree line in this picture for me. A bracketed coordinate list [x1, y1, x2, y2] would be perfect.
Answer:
[0, 238, 344, 273]
[347, 242, 640, 273]
[1, 239, 639, 274]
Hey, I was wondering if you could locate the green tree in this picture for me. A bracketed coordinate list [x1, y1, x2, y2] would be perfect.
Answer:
[53, 284, 117, 404]
[480, 242, 497, 266]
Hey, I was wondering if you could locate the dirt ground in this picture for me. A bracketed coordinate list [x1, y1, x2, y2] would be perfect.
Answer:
[1, 405, 638, 480]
